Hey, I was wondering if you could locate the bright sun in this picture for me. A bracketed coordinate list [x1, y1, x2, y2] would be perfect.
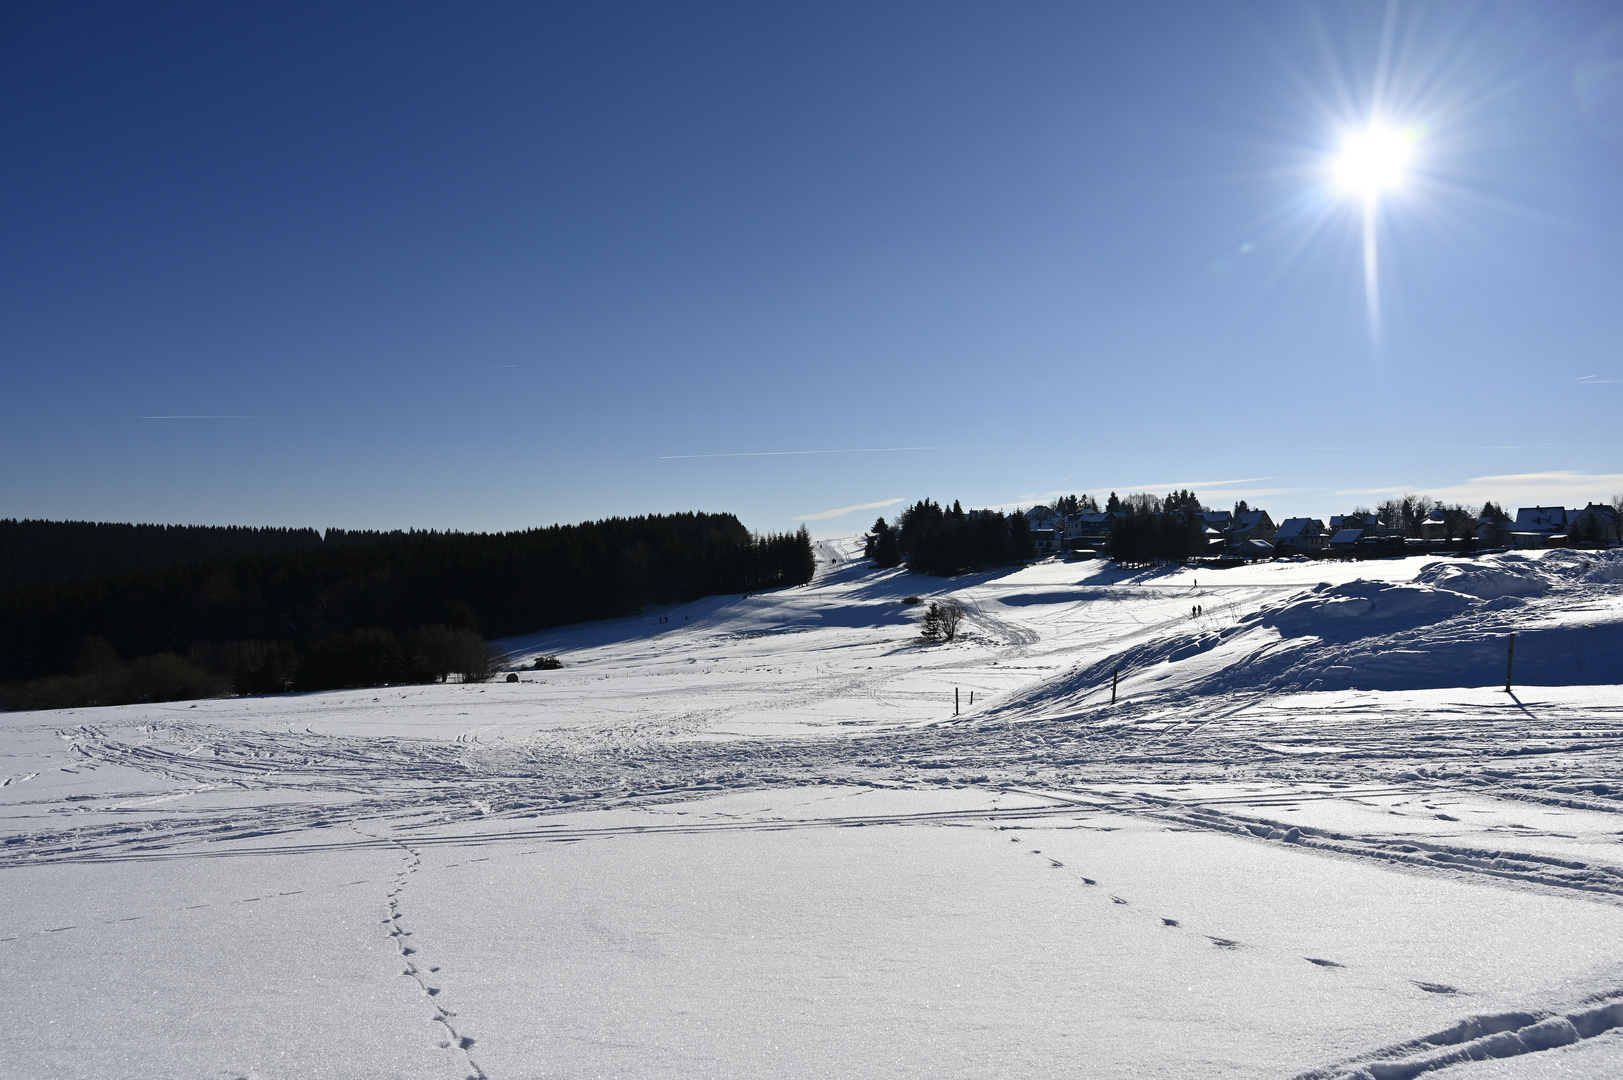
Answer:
[1333, 124, 1416, 198]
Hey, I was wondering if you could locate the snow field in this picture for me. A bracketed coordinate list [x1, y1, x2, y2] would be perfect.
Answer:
[3, 543, 1623, 1077]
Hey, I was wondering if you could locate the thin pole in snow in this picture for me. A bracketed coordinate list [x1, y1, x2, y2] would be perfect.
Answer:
[1111, 668, 1119, 705]
[970, 690, 974, 706]
[955, 687, 960, 716]
[1505, 633, 1516, 693]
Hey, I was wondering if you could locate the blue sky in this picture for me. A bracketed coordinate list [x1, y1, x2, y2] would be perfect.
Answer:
[3, 2, 1621, 536]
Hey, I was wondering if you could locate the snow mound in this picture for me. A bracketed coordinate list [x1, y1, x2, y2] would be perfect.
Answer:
[1414, 559, 1548, 600]
[1543, 547, 1623, 583]
[1255, 580, 1476, 640]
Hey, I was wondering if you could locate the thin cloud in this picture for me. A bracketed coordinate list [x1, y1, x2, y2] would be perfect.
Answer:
[660, 446, 1005, 460]
[1575, 375, 1619, 385]
[1339, 472, 1623, 506]
[794, 498, 904, 522]
[1124, 476, 1275, 491]
[1195, 488, 1298, 501]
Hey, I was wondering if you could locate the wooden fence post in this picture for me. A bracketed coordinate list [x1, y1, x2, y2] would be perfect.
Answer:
[1505, 633, 1516, 693]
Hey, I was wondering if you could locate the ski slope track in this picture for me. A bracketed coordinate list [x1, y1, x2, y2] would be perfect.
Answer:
[4, 542, 1623, 1077]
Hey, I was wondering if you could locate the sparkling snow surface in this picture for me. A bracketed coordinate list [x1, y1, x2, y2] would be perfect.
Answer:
[4, 543, 1623, 1078]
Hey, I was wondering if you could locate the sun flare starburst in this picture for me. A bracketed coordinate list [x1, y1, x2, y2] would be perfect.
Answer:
[1328, 121, 1420, 346]
[1333, 124, 1417, 198]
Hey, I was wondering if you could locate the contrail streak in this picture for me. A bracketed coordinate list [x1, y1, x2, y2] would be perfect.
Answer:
[660, 446, 999, 460]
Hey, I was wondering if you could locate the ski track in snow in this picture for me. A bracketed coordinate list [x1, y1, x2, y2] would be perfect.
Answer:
[1297, 990, 1623, 1079]
[5, 540, 1623, 1077]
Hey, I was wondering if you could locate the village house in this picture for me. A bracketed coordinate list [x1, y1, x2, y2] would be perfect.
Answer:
[1329, 511, 1384, 535]
[1228, 510, 1277, 550]
[1063, 512, 1114, 552]
[1569, 502, 1622, 546]
[1273, 517, 1327, 553]
[1025, 505, 1062, 531]
[1236, 538, 1276, 559]
[1477, 513, 1512, 548]
[1005, 495, 1615, 563]
[1508, 506, 1569, 549]
[1328, 528, 1365, 553]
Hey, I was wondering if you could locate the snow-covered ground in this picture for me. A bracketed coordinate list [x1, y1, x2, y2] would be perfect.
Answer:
[4, 543, 1623, 1078]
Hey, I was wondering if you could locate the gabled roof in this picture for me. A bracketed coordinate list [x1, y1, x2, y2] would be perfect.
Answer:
[1513, 506, 1568, 531]
[1274, 517, 1324, 539]
[1329, 528, 1363, 544]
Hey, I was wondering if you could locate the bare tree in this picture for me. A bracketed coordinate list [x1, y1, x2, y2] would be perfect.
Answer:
[920, 599, 964, 643]
[1377, 493, 1440, 537]
[1125, 492, 1163, 515]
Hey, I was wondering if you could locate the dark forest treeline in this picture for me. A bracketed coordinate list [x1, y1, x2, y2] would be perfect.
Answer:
[865, 500, 1034, 576]
[0, 518, 419, 591]
[1107, 491, 1207, 565]
[0, 514, 814, 703]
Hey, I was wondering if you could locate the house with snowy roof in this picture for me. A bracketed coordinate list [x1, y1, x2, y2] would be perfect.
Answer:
[1328, 528, 1364, 552]
[1419, 510, 1451, 541]
[1568, 502, 1621, 546]
[1507, 506, 1569, 549]
[1329, 512, 1383, 534]
[1227, 510, 1276, 549]
[1025, 505, 1062, 530]
[1273, 517, 1327, 553]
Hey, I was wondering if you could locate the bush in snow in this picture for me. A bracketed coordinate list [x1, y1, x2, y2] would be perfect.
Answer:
[0, 648, 226, 710]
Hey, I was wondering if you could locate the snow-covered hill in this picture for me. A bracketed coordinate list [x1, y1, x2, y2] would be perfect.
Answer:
[3, 545, 1622, 1078]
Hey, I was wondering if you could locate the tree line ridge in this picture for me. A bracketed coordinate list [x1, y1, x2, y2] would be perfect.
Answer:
[0, 513, 814, 709]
